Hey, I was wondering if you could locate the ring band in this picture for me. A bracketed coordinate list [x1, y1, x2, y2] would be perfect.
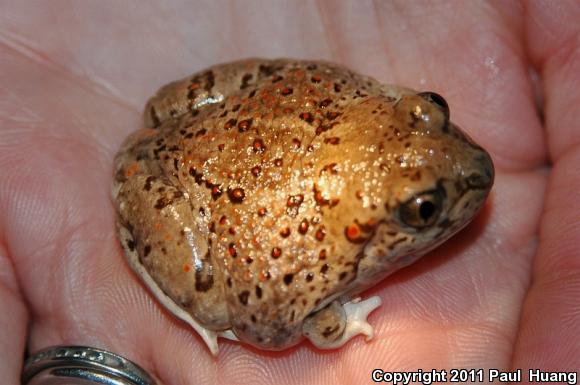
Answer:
[22, 346, 159, 385]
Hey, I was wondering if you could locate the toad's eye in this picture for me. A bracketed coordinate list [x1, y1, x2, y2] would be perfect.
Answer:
[397, 188, 445, 229]
[417, 92, 449, 121]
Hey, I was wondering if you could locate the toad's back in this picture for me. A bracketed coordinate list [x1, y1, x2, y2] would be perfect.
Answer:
[113, 59, 494, 353]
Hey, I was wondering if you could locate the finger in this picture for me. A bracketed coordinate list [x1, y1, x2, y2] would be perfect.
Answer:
[512, 0, 580, 369]
[513, 152, 580, 369]
[524, 0, 580, 159]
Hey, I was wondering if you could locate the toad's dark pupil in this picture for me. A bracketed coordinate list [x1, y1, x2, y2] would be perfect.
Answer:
[419, 201, 436, 220]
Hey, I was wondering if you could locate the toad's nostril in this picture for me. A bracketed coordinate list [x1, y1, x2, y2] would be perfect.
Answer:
[480, 151, 495, 188]
[465, 156, 494, 190]
[465, 173, 487, 189]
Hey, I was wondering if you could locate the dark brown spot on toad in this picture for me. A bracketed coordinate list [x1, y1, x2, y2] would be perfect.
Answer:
[315, 122, 338, 135]
[154, 194, 172, 209]
[253, 138, 266, 153]
[238, 119, 252, 132]
[320, 163, 339, 176]
[240, 73, 253, 89]
[298, 219, 309, 234]
[251, 165, 261, 177]
[299, 112, 314, 124]
[283, 274, 294, 285]
[280, 227, 291, 238]
[211, 185, 223, 200]
[238, 291, 250, 305]
[228, 243, 237, 258]
[188, 168, 204, 185]
[319, 98, 332, 108]
[315, 226, 326, 241]
[345, 220, 378, 243]
[345, 224, 362, 243]
[228, 187, 245, 203]
[388, 237, 408, 251]
[224, 118, 237, 130]
[326, 111, 341, 120]
[143, 176, 155, 191]
[126, 239, 135, 251]
[313, 184, 338, 208]
[287, 194, 304, 208]
[259, 64, 277, 77]
[271, 247, 282, 259]
[324, 137, 340, 145]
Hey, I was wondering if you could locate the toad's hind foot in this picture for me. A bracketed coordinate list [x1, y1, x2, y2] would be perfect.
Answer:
[303, 296, 382, 349]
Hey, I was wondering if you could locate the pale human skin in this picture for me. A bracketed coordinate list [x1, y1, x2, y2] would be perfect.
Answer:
[0, 1, 578, 384]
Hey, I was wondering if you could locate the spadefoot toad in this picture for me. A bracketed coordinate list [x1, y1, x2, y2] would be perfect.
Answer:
[112, 59, 494, 355]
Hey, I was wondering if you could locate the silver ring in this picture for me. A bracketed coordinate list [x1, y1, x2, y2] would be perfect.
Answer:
[22, 346, 160, 385]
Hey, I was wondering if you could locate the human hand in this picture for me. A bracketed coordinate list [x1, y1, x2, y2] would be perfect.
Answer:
[1, 1, 578, 384]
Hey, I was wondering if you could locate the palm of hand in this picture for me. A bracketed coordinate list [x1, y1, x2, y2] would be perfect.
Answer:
[1, 2, 578, 384]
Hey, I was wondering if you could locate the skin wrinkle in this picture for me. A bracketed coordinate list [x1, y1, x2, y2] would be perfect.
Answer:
[314, 0, 342, 63]
[390, 1, 432, 81]
[0, 236, 26, 326]
[543, 47, 580, 158]
[372, 1, 404, 83]
[0, 32, 137, 114]
[0, 61, 139, 164]
[522, 1, 568, 68]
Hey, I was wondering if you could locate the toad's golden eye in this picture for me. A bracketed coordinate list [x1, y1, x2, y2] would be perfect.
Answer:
[397, 189, 445, 229]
